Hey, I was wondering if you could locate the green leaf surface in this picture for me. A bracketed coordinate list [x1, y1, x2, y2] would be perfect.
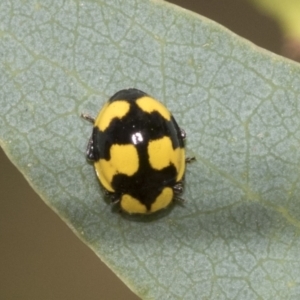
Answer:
[1, 0, 300, 299]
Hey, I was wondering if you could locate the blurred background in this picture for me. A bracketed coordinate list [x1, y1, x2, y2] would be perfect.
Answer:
[0, 0, 293, 299]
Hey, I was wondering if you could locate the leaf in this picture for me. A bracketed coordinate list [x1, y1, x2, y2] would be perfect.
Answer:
[1, 0, 300, 299]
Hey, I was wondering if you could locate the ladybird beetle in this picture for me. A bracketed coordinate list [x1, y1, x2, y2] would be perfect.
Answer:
[82, 88, 193, 214]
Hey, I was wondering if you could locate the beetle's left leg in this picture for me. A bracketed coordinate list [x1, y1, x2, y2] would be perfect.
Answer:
[81, 113, 96, 161]
[81, 113, 95, 123]
[104, 190, 121, 205]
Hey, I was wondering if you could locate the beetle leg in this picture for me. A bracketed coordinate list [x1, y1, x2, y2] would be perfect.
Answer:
[185, 157, 196, 163]
[82, 113, 97, 161]
[180, 128, 186, 139]
[81, 113, 95, 123]
[174, 196, 186, 203]
[86, 136, 96, 161]
[104, 191, 120, 205]
[173, 181, 184, 195]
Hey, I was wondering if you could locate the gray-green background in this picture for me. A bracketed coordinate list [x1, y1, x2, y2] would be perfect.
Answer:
[0, 0, 282, 299]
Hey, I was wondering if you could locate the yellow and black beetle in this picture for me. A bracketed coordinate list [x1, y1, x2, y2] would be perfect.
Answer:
[82, 88, 193, 214]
